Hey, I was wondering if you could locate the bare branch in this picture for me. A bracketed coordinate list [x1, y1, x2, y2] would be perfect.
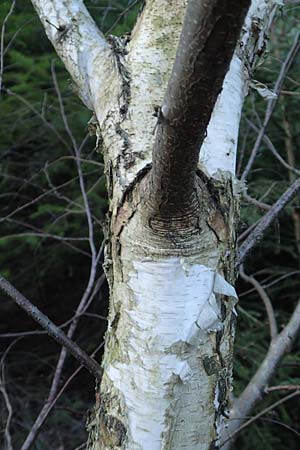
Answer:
[0, 0, 16, 94]
[246, 118, 300, 176]
[30, 0, 117, 114]
[15, 69, 105, 446]
[0, 274, 106, 338]
[241, 32, 300, 180]
[0, 340, 18, 450]
[19, 240, 104, 448]
[148, 0, 250, 216]
[51, 61, 97, 261]
[239, 265, 278, 340]
[4, 88, 71, 151]
[0, 275, 102, 381]
[220, 300, 300, 448]
[20, 341, 104, 450]
[243, 191, 271, 211]
[266, 385, 300, 392]
[238, 178, 300, 265]
[0, 170, 97, 225]
[221, 390, 300, 448]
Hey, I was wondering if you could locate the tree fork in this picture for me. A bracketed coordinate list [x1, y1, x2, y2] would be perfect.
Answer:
[149, 0, 251, 216]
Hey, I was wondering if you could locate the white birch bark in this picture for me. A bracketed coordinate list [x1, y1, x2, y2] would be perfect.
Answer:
[200, 0, 278, 178]
[31, 0, 119, 119]
[31, 1, 278, 449]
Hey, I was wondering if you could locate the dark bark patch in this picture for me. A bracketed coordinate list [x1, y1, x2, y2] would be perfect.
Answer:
[98, 394, 127, 448]
[203, 355, 221, 376]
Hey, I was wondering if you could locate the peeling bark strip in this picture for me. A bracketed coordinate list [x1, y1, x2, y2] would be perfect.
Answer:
[149, 0, 251, 214]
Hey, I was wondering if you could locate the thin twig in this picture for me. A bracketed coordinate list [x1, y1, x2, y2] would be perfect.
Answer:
[0, 379, 14, 450]
[266, 384, 300, 392]
[20, 341, 104, 450]
[246, 118, 300, 176]
[240, 266, 277, 340]
[105, 0, 142, 35]
[220, 390, 300, 448]
[0, 172, 94, 224]
[3, 88, 71, 151]
[51, 61, 97, 262]
[0, 339, 20, 450]
[0, 0, 16, 94]
[0, 275, 102, 381]
[237, 178, 300, 265]
[0, 231, 88, 241]
[241, 32, 300, 180]
[258, 416, 300, 439]
[220, 300, 300, 449]
[243, 191, 271, 211]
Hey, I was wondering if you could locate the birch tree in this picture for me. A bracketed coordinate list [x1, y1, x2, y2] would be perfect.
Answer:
[2, 1, 300, 450]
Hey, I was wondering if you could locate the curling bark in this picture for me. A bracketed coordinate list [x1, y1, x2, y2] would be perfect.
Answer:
[30, 1, 279, 449]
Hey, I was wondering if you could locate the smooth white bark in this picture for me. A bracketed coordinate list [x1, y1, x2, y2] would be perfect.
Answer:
[200, 0, 278, 178]
[31, 0, 118, 118]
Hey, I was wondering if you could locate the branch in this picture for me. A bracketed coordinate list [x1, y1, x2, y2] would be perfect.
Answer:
[51, 60, 97, 261]
[20, 341, 104, 450]
[0, 341, 16, 450]
[237, 178, 300, 265]
[0, 0, 16, 95]
[220, 300, 300, 448]
[148, 0, 250, 215]
[266, 385, 300, 393]
[221, 390, 300, 448]
[0, 275, 102, 381]
[241, 31, 300, 180]
[246, 118, 300, 177]
[239, 265, 278, 340]
[30, 0, 116, 117]
[243, 191, 271, 211]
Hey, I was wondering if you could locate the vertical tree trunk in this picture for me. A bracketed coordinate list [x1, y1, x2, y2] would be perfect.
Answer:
[87, 179, 238, 450]
[85, 1, 277, 448]
[29, 1, 278, 449]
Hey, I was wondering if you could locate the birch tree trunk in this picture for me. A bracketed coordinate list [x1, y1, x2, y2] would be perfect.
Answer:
[30, 1, 278, 449]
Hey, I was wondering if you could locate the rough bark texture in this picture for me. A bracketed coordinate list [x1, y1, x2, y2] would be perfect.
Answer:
[87, 171, 239, 450]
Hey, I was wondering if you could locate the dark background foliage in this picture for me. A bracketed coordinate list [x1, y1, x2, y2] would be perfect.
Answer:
[0, 1, 299, 449]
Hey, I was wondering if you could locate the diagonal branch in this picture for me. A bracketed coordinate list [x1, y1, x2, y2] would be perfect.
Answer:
[30, 0, 117, 118]
[220, 300, 300, 448]
[245, 118, 300, 177]
[0, 275, 102, 381]
[238, 178, 300, 265]
[221, 390, 300, 449]
[148, 0, 251, 215]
